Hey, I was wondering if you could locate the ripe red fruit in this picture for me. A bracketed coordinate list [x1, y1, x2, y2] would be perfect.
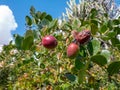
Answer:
[72, 30, 91, 44]
[42, 35, 57, 49]
[67, 43, 79, 58]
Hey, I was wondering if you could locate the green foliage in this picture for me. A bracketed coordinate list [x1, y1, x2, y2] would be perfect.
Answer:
[107, 61, 120, 76]
[0, 4, 120, 90]
[90, 55, 107, 66]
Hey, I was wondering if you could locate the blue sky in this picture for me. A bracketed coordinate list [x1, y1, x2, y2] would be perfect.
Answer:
[0, 0, 119, 45]
[0, 0, 73, 36]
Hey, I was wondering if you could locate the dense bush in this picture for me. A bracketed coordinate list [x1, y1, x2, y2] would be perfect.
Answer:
[0, 1, 120, 90]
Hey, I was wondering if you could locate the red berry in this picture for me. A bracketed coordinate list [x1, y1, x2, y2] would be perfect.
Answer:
[75, 30, 91, 44]
[42, 35, 57, 49]
[67, 43, 79, 58]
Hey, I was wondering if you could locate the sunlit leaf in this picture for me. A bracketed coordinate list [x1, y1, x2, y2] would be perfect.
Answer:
[100, 24, 108, 33]
[90, 54, 107, 66]
[22, 30, 34, 50]
[91, 38, 100, 55]
[91, 23, 98, 35]
[101, 50, 111, 62]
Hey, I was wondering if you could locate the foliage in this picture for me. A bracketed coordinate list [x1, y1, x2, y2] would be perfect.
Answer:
[63, 0, 120, 20]
[0, 1, 120, 90]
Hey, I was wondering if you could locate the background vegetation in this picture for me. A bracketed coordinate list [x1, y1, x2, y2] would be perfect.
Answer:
[0, 0, 120, 89]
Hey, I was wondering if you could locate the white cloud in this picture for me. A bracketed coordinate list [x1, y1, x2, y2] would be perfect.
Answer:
[0, 5, 17, 45]
[0, 45, 3, 53]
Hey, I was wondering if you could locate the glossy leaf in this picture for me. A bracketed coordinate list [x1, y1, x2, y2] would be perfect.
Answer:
[91, 38, 100, 55]
[90, 54, 107, 66]
[107, 61, 120, 75]
[25, 16, 32, 26]
[14, 34, 24, 49]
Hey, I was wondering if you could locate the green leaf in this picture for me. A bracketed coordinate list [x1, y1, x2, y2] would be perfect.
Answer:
[116, 44, 120, 50]
[82, 20, 90, 26]
[25, 16, 32, 26]
[30, 6, 35, 17]
[107, 61, 120, 75]
[33, 30, 40, 39]
[114, 27, 120, 34]
[79, 46, 86, 57]
[87, 42, 93, 56]
[22, 36, 34, 50]
[78, 69, 86, 83]
[40, 63, 45, 69]
[100, 24, 108, 33]
[107, 20, 113, 30]
[111, 38, 120, 46]
[48, 19, 57, 29]
[113, 19, 120, 25]
[91, 19, 98, 26]
[101, 50, 111, 62]
[61, 83, 71, 90]
[36, 11, 41, 19]
[23, 58, 34, 65]
[91, 23, 98, 35]
[25, 30, 34, 38]
[65, 73, 76, 82]
[40, 12, 47, 20]
[22, 30, 34, 50]
[75, 56, 85, 70]
[107, 31, 116, 38]
[14, 34, 24, 49]
[72, 19, 81, 30]
[90, 8, 98, 19]
[45, 14, 53, 21]
[41, 18, 50, 26]
[91, 38, 100, 55]
[30, 6, 35, 13]
[90, 54, 107, 66]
